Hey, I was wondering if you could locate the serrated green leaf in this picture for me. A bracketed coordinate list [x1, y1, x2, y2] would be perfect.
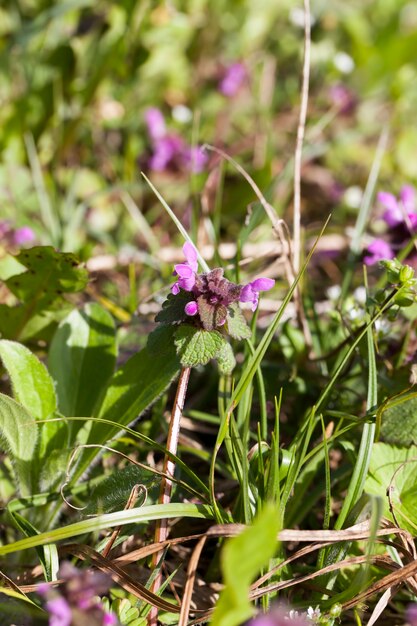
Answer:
[365, 442, 417, 534]
[174, 325, 224, 368]
[225, 303, 251, 340]
[216, 340, 236, 374]
[48, 303, 117, 424]
[211, 504, 280, 626]
[380, 392, 417, 446]
[155, 291, 193, 324]
[0, 394, 38, 496]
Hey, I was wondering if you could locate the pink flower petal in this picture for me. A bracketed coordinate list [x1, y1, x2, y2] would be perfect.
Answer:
[183, 242, 198, 271]
[250, 277, 275, 292]
[174, 263, 194, 279]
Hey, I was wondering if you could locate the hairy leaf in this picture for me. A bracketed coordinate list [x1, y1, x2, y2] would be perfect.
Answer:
[216, 340, 236, 374]
[0, 394, 38, 496]
[155, 291, 193, 324]
[379, 392, 417, 446]
[225, 303, 251, 340]
[174, 325, 224, 367]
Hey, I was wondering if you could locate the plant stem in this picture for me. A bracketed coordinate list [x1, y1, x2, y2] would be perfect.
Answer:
[149, 366, 191, 625]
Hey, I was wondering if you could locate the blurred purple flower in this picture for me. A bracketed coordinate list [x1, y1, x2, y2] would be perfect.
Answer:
[144, 108, 207, 173]
[13, 226, 35, 246]
[328, 83, 356, 114]
[363, 239, 394, 266]
[145, 107, 166, 141]
[38, 562, 119, 626]
[406, 604, 417, 626]
[219, 62, 247, 97]
[171, 242, 275, 326]
[45, 597, 72, 626]
[378, 185, 417, 229]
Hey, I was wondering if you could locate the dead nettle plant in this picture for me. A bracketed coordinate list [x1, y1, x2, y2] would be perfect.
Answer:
[146, 238, 275, 620]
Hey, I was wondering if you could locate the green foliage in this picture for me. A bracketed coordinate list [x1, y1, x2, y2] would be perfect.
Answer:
[0, 339, 57, 420]
[0, 394, 38, 496]
[0, 247, 88, 340]
[211, 504, 280, 626]
[155, 291, 194, 325]
[48, 302, 117, 420]
[379, 391, 417, 446]
[225, 303, 252, 340]
[72, 340, 180, 481]
[365, 442, 417, 534]
[172, 324, 235, 373]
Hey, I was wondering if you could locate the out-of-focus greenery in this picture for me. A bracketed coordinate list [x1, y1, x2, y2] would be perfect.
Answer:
[1, 0, 417, 255]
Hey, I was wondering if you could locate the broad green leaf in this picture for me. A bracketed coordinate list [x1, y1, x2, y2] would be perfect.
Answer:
[0, 340, 57, 420]
[147, 324, 177, 356]
[225, 303, 251, 340]
[365, 442, 417, 534]
[211, 504, 280, 626]
[174, 325, 224, 368]
[379, 392, 417, 446]
[216, 340, 236, 375]
[0, 340, 64, 474]
[72, 342, 180, 481]
[0, 394, 38, 496]
[48, 303, 117, 421]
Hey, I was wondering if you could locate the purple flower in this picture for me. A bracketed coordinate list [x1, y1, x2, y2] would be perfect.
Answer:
[170, 242, 275, 327]
[183, 145, 208, 173]
[13, 226, 35, 246]
[363, 239, 394, 266]
[144, 109, 207, 173]
[219, 62, 247, 97]
[378, 185, 417, 229]
[240, 277, 276, 311]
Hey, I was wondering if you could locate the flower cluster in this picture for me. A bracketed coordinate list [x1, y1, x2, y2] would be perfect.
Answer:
[171, 242, 274, 330]
[145, 108, 207, 173]
[0, 221, 35, 248]
[364, 185, 417, 266]
[38, 562, 118, 626]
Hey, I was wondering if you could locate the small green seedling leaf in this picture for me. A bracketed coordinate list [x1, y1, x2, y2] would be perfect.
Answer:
[0, 394, 38, 496]
[174, 325, 224, 368]
[225, 303, 251, 340]
[210, 504, 280, 626]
